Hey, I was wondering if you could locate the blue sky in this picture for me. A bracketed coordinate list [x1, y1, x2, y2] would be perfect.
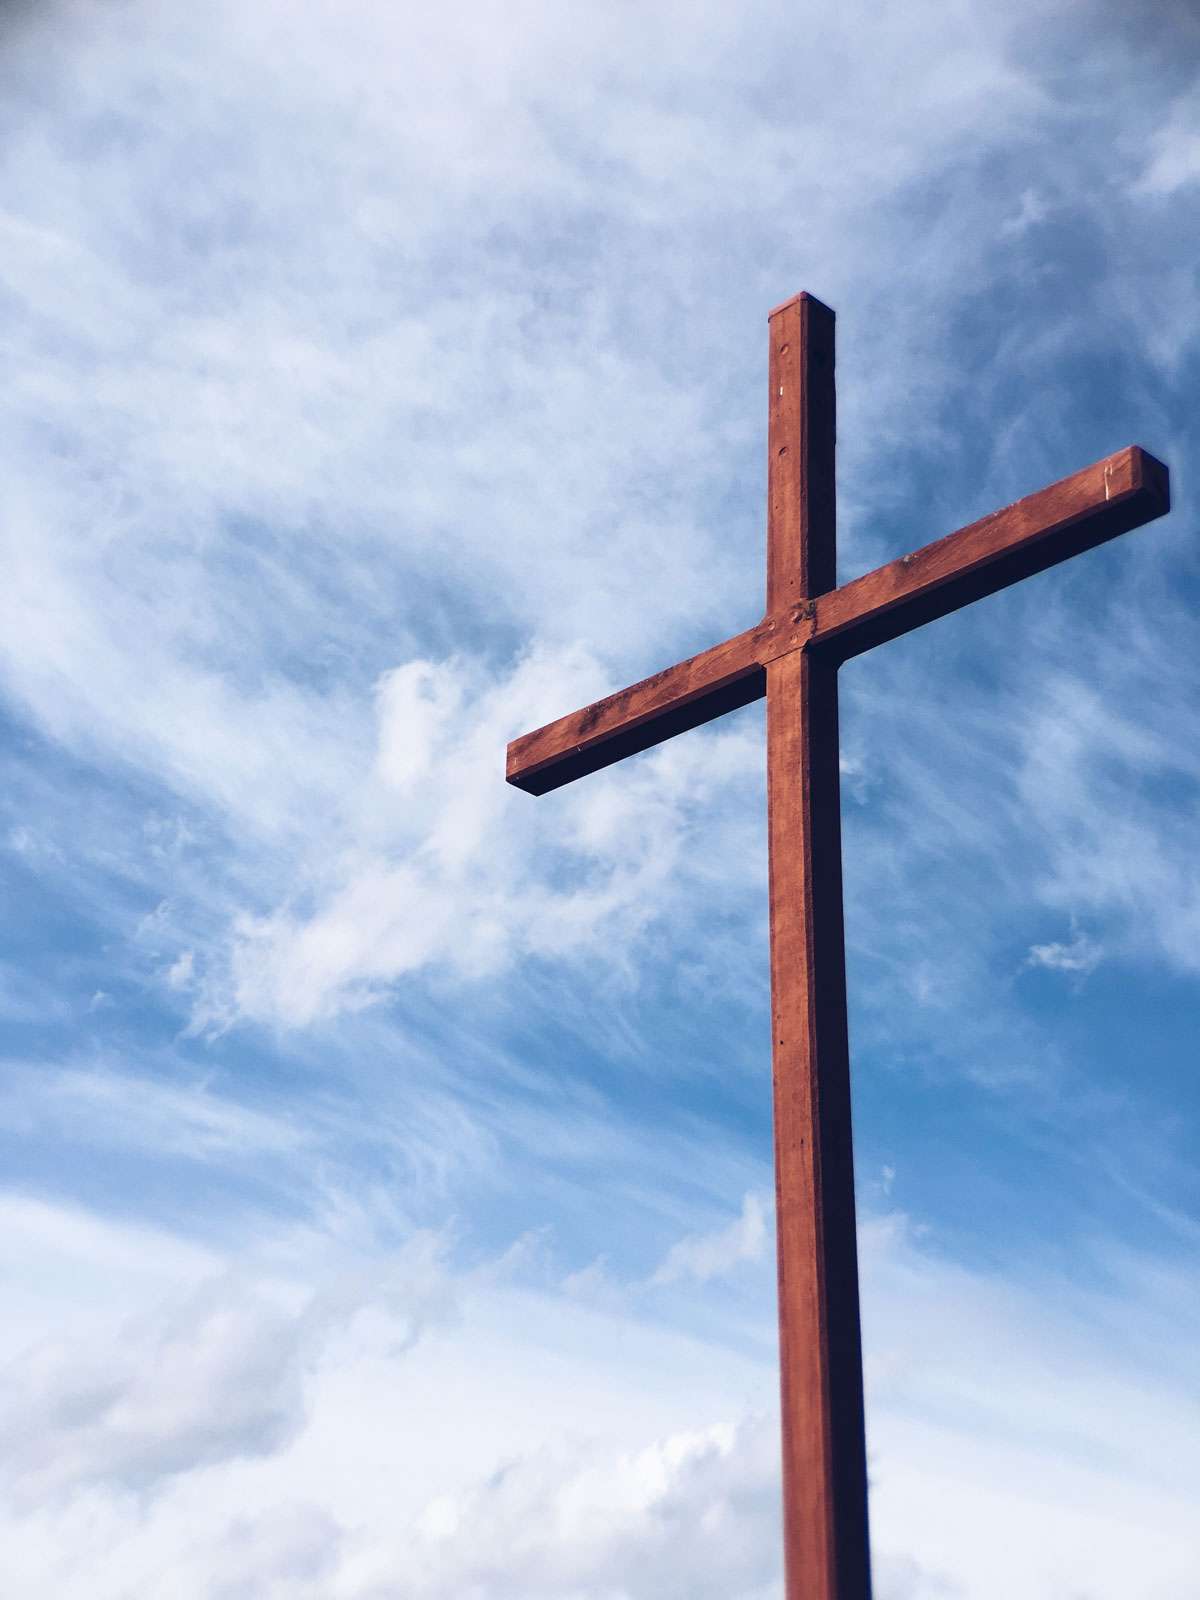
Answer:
[1, 1, 1198, 1595]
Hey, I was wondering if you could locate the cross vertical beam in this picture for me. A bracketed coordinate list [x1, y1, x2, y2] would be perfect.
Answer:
[767, 296, 870, 1600]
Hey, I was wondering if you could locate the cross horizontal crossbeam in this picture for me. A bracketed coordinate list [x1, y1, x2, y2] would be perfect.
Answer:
[507, 443, 1168, 796]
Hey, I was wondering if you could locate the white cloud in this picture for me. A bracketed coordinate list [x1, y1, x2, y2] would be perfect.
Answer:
[1, 1196, 1198, 1598]
[2, 1273, 312, 1501]
[1024, 933, 1103, 976]
[0, 1064, 308, 1163]
[4, 0, 1187, 1041]
[1135, 91, 1200, 196]
[0, 0, 1187, 1147]
[652, 1192, 769, 1286]
[210, 645, 767, 1025]
[166, 948, 195, 988]
[0, 1208, 453, 1508]
[1013, 645, 1200, 978]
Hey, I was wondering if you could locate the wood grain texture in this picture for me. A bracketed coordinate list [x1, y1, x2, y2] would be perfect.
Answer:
[812, 445, 1169, 661]
[767, 296, 869, 1600]
[769, 293, 837, 610]
[507, 448, 1168, 795]
[505, 615, 811, 795]
[767, 650, 870, 1600]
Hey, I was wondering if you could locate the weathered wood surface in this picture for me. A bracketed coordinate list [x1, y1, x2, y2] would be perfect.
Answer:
[769, 293, 837, 610]
[812, 444, 1169, 661]
[505, 617, 804, 795]
[505, 291, 1171, 1600]
[506, 445, 1168, 796]
[767, 648, 869, 1600]
[764, 296, 870, 1600]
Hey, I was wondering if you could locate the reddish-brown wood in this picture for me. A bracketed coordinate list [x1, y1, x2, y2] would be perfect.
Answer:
[504, 293, 1171, 1600]
[506, 444, 1167, 797]
[767, 649, 868, 1600]
[812, 445, 1169, 662]
[769, 294, 837, 610]
[506, 615, 809, 795]
[765, 294, 869, 1600]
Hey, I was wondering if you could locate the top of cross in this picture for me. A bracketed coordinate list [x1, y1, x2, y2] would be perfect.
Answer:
[509, 289, 1167, 795]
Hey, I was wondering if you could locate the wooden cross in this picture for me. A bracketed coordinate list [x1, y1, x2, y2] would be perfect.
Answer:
[505, 293, 1170, 1600]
